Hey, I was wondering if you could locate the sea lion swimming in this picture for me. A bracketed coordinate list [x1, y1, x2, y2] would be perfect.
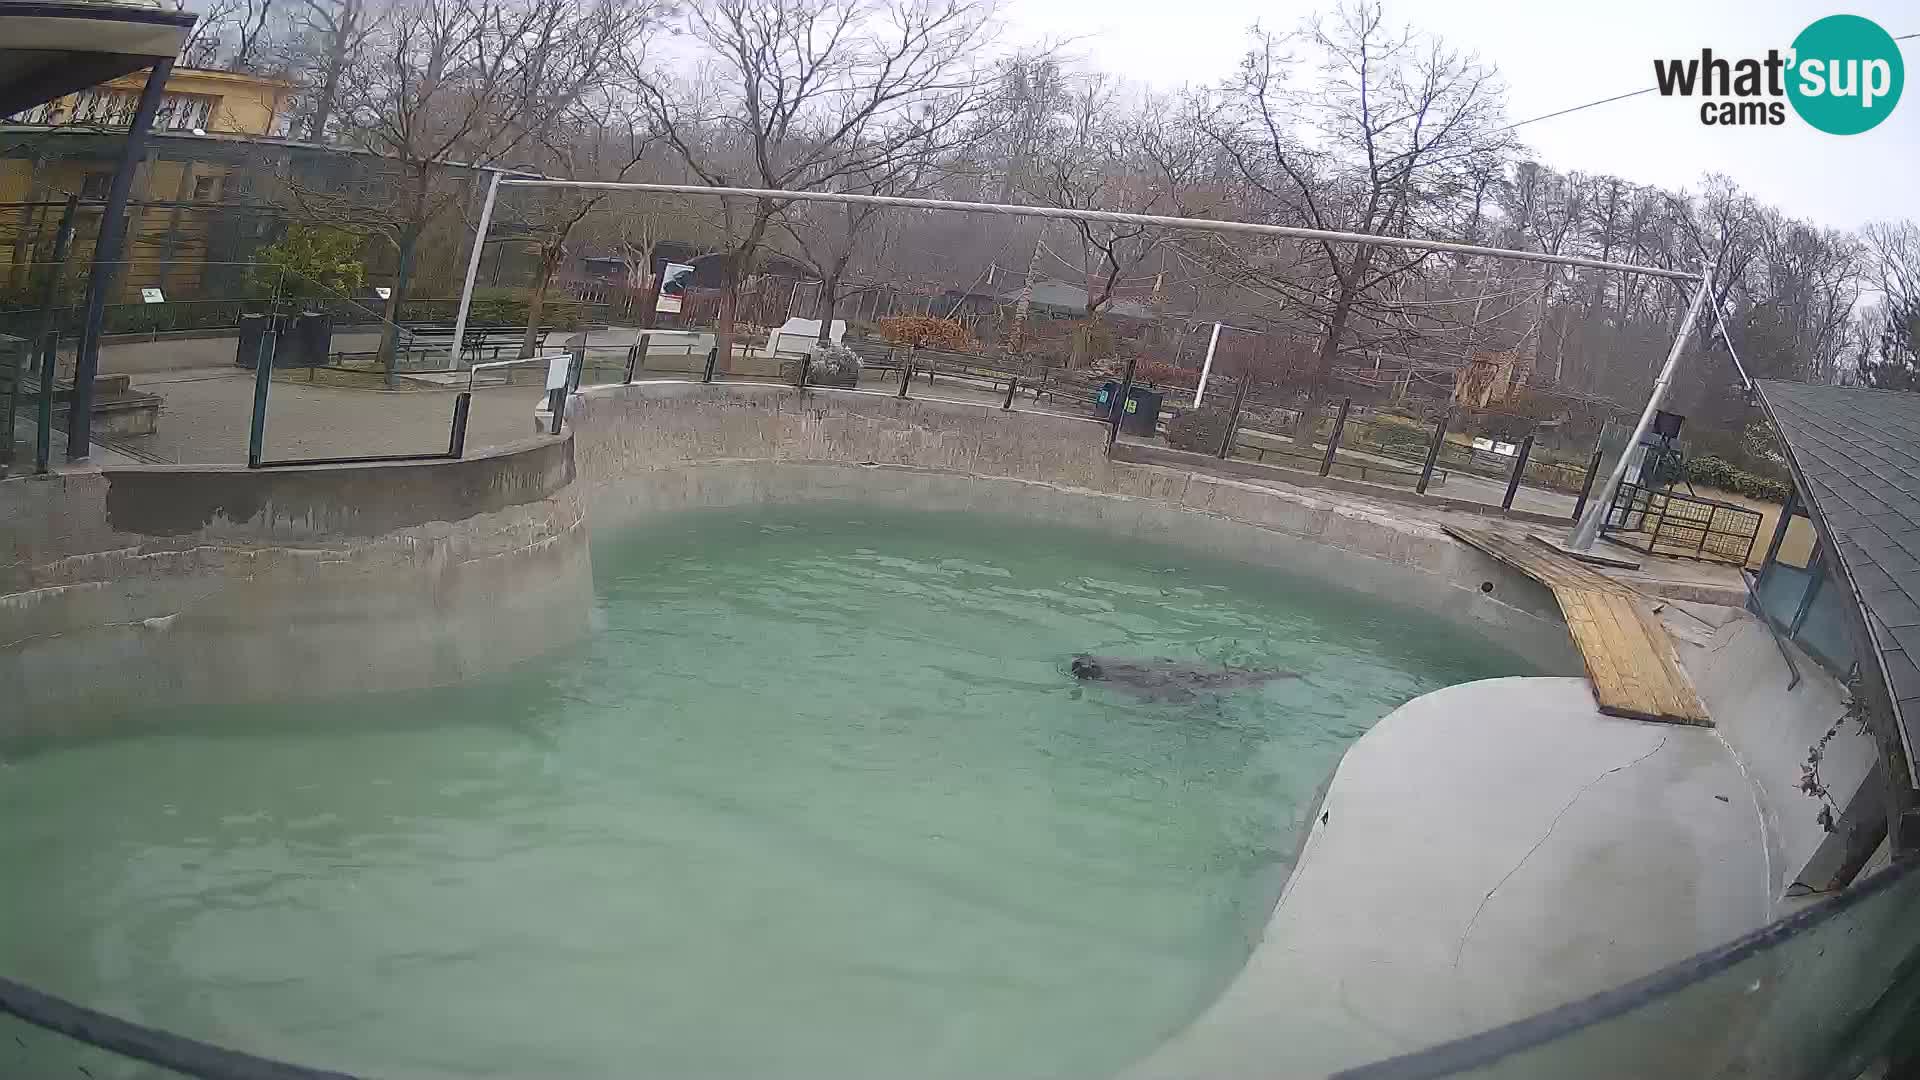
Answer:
[1069, 655, 1298, 702]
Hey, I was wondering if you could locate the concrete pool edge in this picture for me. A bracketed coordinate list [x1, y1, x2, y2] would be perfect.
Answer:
[2, 378, 1853, 1077]
[569, 381, 1587, 677]
[565, 382, 1857, 1077]
[1125, 676, 1775, 1078]
[0, 436, 591, 720]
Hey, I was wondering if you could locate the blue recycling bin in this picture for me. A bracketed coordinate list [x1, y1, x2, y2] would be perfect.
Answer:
[1094, 381, 1163, 435]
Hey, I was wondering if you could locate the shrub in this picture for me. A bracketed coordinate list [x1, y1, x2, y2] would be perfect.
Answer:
[1131, 360, 1201, 387]
[1354, 415, 1434, 458]
[1686, 454, 1791, 502]
[878, 315, 977, 351]
[1165, 407, 1231, 453]
[808, 343, 862, 385]
[249, 225, 366, 300]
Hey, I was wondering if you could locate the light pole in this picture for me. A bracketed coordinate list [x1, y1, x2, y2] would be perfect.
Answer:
[1192, 322, 1265, 408]
[1565, 262, 1716, 552]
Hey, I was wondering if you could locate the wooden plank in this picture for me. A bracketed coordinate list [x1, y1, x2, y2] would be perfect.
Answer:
[1588, 592, 1674, 721]
[1562, 592, 1642, 718]
[1444, 524, 1711, 727]
[1443, 526, 1626, 594]
[1631, 601, 1712, 725]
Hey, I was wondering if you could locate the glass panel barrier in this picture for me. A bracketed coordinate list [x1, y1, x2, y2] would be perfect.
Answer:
[1, 1009, 189, 1079]
[1337, 856, 1920, 1080]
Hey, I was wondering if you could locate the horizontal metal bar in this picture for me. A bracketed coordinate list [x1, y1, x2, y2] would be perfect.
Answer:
[500, 180, 1701, 282]
[466, 352, 571, 392]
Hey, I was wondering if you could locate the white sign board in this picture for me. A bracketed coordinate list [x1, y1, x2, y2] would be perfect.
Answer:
[655, 262, 695, 314]
[140, 287, 165, 304]
[545, 352, 572, 391]
[374, 287, 392, 300]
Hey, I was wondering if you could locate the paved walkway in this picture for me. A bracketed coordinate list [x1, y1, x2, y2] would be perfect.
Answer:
[111, 367, 547, 464]
[67, 340, 1608, 532]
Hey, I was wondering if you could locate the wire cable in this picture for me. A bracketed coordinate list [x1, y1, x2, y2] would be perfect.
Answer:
[1497, 30, 1913, 134]
[1497, 87, 1658, 134]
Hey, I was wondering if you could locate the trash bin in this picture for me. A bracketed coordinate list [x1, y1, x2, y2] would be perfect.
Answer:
[235, 313, 270, 369]
[1093, 381, 1162, 435]
[286, 311, 334, 368]
[1122, 386, 1163, 435]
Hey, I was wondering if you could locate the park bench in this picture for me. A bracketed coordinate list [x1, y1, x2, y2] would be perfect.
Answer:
[328, 324, 589, 370]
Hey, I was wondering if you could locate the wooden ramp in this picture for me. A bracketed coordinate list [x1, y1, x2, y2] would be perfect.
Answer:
[1444, 526, 1711, 727]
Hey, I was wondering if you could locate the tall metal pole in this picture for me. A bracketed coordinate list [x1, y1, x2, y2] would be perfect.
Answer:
[1192, 321, 1223, 408]
[1567, 264, 1716, 551]
[1107, 355, 1139, 449]
[33, 196, 79, 474]
[503, 180, 1703, 283]
[450, 169, 504, 369]
[68, 58, 172, 460]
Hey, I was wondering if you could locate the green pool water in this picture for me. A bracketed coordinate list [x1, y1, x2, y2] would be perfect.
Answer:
[0, 507, 1527, 1079]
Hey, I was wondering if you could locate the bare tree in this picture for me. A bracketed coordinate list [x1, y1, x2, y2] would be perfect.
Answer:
[630, 0, 1000, 370]
[178, 0, 240, 68]
[1203, 1, 1515, 440]
[278, 0, 385, 140]
[507, 83, 666, 357]
[1035, 84, 1216, 366]
[230, 0, 280, 70]
[294, 0, 641, 382]
[775, 174, 902, 348]
[1860, 221, 1920, 385]
[177, 0, 283, 70]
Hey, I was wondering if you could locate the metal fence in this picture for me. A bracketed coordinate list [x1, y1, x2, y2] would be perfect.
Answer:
[1601, 481, 1763, 565]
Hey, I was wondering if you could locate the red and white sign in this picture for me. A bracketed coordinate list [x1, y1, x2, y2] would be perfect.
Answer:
[655, 262, 695, 314]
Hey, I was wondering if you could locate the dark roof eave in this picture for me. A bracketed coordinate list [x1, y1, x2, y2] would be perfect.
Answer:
[1754, 380, 1920, 788]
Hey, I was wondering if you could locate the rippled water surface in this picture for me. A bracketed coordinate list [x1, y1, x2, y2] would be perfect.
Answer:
[1, 507, 1527, 1079]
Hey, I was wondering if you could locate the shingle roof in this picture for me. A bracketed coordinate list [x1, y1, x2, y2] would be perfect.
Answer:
[1757, 380, 1920, 784]
[995, 281, 1161, 322]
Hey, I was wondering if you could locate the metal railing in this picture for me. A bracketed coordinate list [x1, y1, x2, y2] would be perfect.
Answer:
[469, 352, 575, 437]
[243, 340, 573, 468]
[1601, 481, 1763, 565]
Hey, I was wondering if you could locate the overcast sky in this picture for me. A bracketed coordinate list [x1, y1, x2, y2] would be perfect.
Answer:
[1003, 0, 1917, 231]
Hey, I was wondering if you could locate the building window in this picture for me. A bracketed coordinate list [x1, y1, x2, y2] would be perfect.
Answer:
[1752, 490, 1859, 677]
[155, 94, 215, 132]
[192, 175, 218, 202]
[78, 172, 112, 201]
[6, 102, 55, 124]
[62, 89, 215, 131]
[71, 88, 142, 127]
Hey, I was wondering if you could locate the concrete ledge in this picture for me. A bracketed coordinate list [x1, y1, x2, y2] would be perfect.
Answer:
[1116, 441, 1575, 528]
[1, 436, 591, 722]
[1677, 614, 1876, 896]
[1128, 677, 1772, 1079]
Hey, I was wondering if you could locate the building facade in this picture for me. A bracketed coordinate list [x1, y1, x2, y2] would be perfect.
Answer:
[1, 66, 297, 308]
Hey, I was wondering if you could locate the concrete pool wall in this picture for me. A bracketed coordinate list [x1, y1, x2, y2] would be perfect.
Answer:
[567, 380, 1586, 676]
[3, 378, 1580, 721]
[0, 436, 590, 728]
[1, 377, 1879, 1077]
[564, 381, 1878, 1075]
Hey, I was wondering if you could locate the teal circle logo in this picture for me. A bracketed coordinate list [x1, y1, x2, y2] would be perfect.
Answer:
[1787, 14, 1903, 134]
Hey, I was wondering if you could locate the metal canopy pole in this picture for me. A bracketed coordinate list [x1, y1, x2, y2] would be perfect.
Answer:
[1566, 264, 1716, 551]
[498, 179, 1702, 283]
[68, 58, 172, 461]
[449, 170, 504, 370]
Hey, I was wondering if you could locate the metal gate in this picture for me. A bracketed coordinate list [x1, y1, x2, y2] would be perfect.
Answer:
[1603, 481, 1763, 564]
